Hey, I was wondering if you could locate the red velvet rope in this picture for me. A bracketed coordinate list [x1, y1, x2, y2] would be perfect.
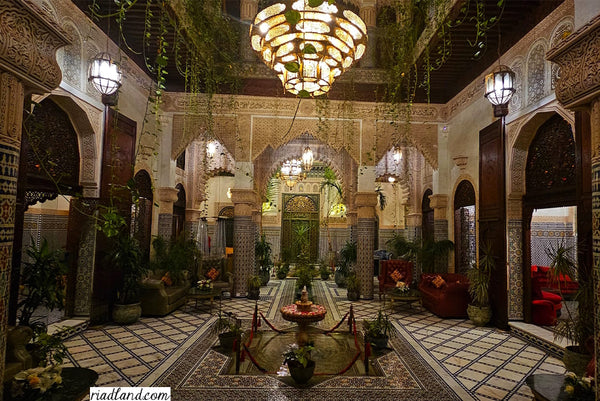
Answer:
[259, 311, 287, 333]
[242, 344, 270, 373]
[323, 311, 350, 334]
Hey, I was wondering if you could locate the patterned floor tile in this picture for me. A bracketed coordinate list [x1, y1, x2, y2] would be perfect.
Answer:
[61, 278, 567, 400]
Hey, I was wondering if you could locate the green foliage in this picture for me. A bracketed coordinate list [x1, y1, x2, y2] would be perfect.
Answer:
[346, 271, 360, 293]
[295, 263, 314, 291]
[96, 205, 126, 239]
[466, 241, 494, 307]
[30, 329, 67, 367]
[363, 310, 391, 339]
[318, 261, 330, 279]
[248, 274, 262, 290]
[216, 311, 242, 337]
[151, 234, 199, 284]
[546, 243, 595, 348]
[109, 233, 147, 304]
[255, 234, 273, 274]
[276, 263, 290, 279]
[283, 344, 314, 368]
[387, 234, 454, 273]
[18, 238, 68, 328]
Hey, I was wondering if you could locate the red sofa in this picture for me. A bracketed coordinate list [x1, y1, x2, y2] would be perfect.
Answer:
[418, 273, 470, 318]
[378, 259, 413, 299]
[531, 265, 579, 295]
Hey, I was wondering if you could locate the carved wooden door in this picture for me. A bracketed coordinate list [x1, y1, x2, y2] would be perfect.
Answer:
[281, 194, 320, 263]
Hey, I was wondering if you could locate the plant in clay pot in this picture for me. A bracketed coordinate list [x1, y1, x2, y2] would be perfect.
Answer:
[283, 344, 315, 384]
[346, 271, 360, 301]
[546, 243, 594, 376]
[216, 311, 242, 352]
[247, 275, 262, 300]
[466, 242, 494, 326]
[109, 233, 148, 324]
[363, 310, 391, 349]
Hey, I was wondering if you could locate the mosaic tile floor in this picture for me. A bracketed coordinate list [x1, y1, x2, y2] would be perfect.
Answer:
[61, 278, 565, 400]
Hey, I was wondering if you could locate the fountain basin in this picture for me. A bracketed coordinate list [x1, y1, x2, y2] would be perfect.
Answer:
[280, 304, 326, 323]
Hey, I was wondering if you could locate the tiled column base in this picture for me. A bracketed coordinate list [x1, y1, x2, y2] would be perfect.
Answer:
[158, 214, 173, 239]
[357, 218, 375, 299]
[234, 216, 254, 296]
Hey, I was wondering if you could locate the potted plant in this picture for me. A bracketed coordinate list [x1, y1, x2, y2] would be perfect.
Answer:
[466, 242, 494, 326]
[256, 234, 273, 286]
[247, 275, 262, 300]
[546, 243, 594, 375]
[276, 262, 290, 279]
[151, 234, 198, 285]
[294, 261, 314, 300]
[17, 238, 68, 329]
[109, 233, 147, 324]
[363, 310, 391, 349]
[318, 259, 330, 280]
[216, 311, 242, 352]
[335, 240, 356, 288]
[283, 344, 315, 384]
[346, 271, 360, 301]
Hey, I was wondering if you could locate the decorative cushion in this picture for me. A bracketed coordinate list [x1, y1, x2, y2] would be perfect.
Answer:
[161, 272, 172, 286]
[206, 267, 220, 281]
[431, 275, 446, 289]
[389, 269, 404, 283]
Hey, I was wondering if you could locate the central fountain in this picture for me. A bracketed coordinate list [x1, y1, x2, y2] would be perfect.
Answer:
[280, 286, 327, 345]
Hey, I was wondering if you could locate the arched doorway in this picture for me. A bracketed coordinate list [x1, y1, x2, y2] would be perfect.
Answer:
[523, 113, 579, 323]
[132, 170, 153, 262]
[454, 180, 476, 275]
[10, 98, 82, 325]
[422, 189, 434, 242]
[173, 184, 186, 238]
[281, 194, 320, 263]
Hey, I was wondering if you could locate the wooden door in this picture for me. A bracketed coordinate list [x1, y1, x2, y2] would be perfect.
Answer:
[479, 119, 508, 328]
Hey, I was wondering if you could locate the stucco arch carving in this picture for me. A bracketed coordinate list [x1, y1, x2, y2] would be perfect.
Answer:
[509, 105, 574, 197]
[253, 137, 357, 211]
[525, 38, 550, 105]
[34, 91, 101, 195]
[57, 19, 83, 89]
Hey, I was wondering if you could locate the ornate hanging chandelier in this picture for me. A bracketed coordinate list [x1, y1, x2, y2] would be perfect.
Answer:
[302, 146, 314, 171]
[277, 159, 306, 188]
[250, 0, 368, 97]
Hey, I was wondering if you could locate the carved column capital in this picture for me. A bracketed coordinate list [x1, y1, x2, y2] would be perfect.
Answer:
[547, 14, 600, 108]
[157, 187, 179, 213]
[429, 194, 449, 220]
[185, 209, 203, 222]
[0, 0, 70, 93]
[355, 191, 378, 219]
[231, 188, 258, 217]
[406, 213, 422, 227]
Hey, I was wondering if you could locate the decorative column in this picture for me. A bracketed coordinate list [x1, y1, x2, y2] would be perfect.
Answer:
[405, 213, 422, 241]
[429, 194, 450, 272]
[355, 192, 377, 299]
[240, 0, 259, 62]
[359, 0, 376, 68]
[185, 209, 203, 240]
[157, 187, 179, 238]
[547, 13, 600, 396]
[231, 188, 257, 296]
[0, 0, 69, 393]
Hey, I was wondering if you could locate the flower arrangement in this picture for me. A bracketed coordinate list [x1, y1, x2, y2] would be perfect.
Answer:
[563, 372, 595, 401]
[197, 279, 212, 291]
[11, 365, 62, 399]
[395, 281, 410, 294]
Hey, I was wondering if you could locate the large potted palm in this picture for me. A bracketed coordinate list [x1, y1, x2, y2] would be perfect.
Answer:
[466, 242, 494, 326]
[546, 243, 594, 375]
[387, 234, 454, 274]
[110, 233, 147, 324]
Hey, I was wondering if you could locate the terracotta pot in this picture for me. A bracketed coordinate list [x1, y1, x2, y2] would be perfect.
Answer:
[347, 290, 359, 301]
[467, 304, 492, 326]
[219, 332, 238, 352]
[112, 302, 141, 325]
[247, 288, 260, 300]
[288, 360, 315, 384]
[563, 345, 592, 376]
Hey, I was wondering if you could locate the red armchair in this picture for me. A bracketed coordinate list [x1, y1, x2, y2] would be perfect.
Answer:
[418, 273, 470, 318]
[378, 259, 413, 299]
[531, 274, 563, 326]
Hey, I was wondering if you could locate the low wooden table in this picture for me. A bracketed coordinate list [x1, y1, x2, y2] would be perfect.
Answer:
[188, 288, 218, 313]
[526, 374, 570, 401]
[385, 288, 421, 308]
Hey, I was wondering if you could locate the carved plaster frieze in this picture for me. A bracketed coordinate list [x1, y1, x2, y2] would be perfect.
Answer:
[0, 0, 70, 92]
[161, 92, 444, 122]
[547, 13, 600, 108]
[375, 120, 438, 169]
[445, 0, 574, 119]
